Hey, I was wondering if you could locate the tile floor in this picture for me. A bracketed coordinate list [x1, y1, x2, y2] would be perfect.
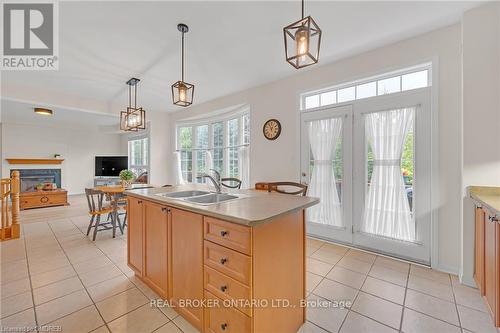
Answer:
[1, 195, 498, 333]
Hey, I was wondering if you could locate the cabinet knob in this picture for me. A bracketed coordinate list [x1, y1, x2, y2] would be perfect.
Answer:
[220, 230, 228, 237]
[220, 285, 227, 292]
[220, 258, 227, 265]
[138, 200, 142, 204]
[489, 215, 498, 222]
[161, 207, 167, 212]
[221, 323, 228, 331]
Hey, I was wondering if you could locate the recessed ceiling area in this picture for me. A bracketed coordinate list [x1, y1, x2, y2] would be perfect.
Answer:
[1, 1, 480, 116]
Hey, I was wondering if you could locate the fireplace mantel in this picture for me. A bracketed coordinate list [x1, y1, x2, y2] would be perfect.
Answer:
[6, 158, 64, 165]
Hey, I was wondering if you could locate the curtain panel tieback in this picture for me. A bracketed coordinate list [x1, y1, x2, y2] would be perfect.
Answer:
[373, 159, 401, 166]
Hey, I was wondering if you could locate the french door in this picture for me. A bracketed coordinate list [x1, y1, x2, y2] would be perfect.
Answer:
[301, 89, 432, 264]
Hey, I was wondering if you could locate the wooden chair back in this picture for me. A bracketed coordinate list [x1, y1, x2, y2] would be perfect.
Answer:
[85, 188, 105, 214]
[266, 182, 308, 196]
[221, 178, 242, 189]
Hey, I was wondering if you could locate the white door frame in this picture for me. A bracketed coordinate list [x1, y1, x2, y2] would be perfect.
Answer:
[300, 105, 353, 244]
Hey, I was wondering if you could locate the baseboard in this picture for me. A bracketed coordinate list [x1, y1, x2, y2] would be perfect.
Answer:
[432, 263, 459, 276]
[459, 273, 477, 288]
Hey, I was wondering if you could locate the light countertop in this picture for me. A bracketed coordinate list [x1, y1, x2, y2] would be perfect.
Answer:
[468, 186, 500, 217]
[125, 184, 319, 226]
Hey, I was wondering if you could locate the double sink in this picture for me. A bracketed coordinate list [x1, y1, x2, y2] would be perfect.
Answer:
[155, 190, 241, 205]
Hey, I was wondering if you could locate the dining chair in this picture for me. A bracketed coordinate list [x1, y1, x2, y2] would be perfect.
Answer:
[221, 177, 242, 189]
[266, 182, 308, 196]
[85, 188, 119, 241]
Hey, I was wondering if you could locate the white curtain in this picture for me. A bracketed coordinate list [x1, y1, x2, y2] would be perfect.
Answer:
[172, 152, 185, 185]
[361, 107, 415, 242]
[238, 146, 250, 189]
[307, 118, 343, 227]
[205, 150, 214, 171]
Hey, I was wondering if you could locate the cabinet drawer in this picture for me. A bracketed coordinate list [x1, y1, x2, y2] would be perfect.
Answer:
[204, 217, 251, 255]
[204, 265, 252, 316]
[204, 291, 251, 333]
[204, 241, 251, 286]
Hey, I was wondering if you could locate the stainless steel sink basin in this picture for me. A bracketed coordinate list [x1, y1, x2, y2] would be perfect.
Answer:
[184, 193, 239, 205]
[157, 190, 210, 198]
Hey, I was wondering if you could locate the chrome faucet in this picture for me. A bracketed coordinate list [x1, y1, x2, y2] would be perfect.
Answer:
[202, 169, 222, 194]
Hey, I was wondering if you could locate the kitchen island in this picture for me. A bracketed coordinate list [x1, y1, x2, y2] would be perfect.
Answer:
[125, 185, 319, 333]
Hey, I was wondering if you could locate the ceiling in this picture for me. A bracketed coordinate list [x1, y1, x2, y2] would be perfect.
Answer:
[1, 1, 479, 116]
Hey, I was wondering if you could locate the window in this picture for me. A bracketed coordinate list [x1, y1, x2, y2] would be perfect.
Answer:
[301, 65, 431, 110]
[176, 111, 250, 184]
[128, 136, 149, 181]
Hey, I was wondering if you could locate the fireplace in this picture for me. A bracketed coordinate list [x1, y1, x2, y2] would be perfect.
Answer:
[11, 169, 62, 192]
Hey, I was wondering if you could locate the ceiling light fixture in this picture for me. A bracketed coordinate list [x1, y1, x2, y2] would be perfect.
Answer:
[34, 107, 53, 116]
[120, 77, 146, 132]
[171, 23, 194, 107]
[283, 0, 322, 69]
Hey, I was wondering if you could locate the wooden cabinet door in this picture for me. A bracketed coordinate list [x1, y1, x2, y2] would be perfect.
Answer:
[484, 209, 498, 322]
[170, 208, 204, 331]
[474, 207, 485, 294]
[127, 197, 144, 276]
[143, 201, 169, 298]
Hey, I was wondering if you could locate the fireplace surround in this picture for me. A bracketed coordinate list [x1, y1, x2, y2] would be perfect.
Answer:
[11, 169, 62, 192]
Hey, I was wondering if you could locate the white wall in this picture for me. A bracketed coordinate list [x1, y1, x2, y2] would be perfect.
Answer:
[1, 123, 125, 195]
[461, 3, 500, 286]
[167, 25, 462, 272]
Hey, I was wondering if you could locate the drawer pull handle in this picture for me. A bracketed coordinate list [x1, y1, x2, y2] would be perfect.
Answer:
[221, 323, 228, 331]
[220, 230, 228, 237]
[220, 258, 227, 265]
[220, 285, 227, 292]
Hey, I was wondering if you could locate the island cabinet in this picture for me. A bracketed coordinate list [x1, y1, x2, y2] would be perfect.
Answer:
[127, 195, 307, 333]
[474, 206, 500, 327]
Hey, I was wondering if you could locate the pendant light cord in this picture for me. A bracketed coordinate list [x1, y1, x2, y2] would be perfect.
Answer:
[301, 0, 304, 19]
[181, 30, 185, 82]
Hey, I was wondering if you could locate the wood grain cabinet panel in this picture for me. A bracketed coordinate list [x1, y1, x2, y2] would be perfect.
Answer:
[204, 291, 252, 333]
[127, 197, 143, 276]
[204, 241, 251, 286]
[170, 207, 204, 331]
[204, 217, 251, 255]
[474, 207, 485, 295]
[143, 201, 169, 298]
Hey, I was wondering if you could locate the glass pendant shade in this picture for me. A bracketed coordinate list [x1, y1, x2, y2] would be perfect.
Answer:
[172, 80, 194, 107]
[284, 15, 321, 69]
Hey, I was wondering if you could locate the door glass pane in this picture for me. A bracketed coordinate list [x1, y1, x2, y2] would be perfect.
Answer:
[337, 87, 355, 103]
[356, 82, 376, 99]
[306, 117, 343, 227]
[227, 118, 239, 178]
[195, 125, 208, 183]
[212, 122, 224, 175]
[179, 127, 193, 182]
[320, 91, 336, 106]
[377, 76, 401, 95]
[305, 95, 320, 109]
[402, 70, 428, 91]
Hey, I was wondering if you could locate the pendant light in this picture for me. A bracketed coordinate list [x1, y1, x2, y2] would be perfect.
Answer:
[172, 23, 194, 107]
[283, 0, 322, 69]
[120, 78, 146, 132]
[34, 107, 53, 116]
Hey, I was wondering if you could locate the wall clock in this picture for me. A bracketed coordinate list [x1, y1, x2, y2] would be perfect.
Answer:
[263, 119, 282, 140]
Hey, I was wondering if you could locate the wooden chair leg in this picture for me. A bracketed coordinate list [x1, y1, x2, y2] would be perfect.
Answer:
[92, 215, 101, 241]
[117, 212, 124, 235]
[111, 213, 116, 238]
[86, 215, 95, 236]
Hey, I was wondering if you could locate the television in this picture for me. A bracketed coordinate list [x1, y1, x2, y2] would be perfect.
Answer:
[95, 156, 128, 177]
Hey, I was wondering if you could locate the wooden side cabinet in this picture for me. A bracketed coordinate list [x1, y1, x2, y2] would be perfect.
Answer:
[127, 197, 144, 276]
[143, 201, 169, 298]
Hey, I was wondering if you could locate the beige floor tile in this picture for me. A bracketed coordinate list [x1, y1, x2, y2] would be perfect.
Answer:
[86, 274, 134, 302]
[401, 308, 461, 333]
[33, 276, 84, 305]
[345, 249, 376, 264]
[313, 278, 358, 304]
[307, 245, 319, 256]
[297, 321, 330, 333]
[0, 308, 36, 331]
[35, 289, 92, 325]
[453, 283, 490, 313]
[410, 265, 451, 285]
[79, 264, 123, 287]
[352, 292, 402, 329]
[306, 272, 323, 292]
[457, 304, 498, 333]
[306, 294, 348, 333]
[107, 304, 168, 332]
[0, 291, 33, 319]
[374, 256, 410, 273]
[319, 242, 349, 256]
[326, 266, 366, 289]
[1, 259, 28, 284]
[154, 322, 183, 333]
[337, 256, 372, 274]
[157, 302, 179, 320]
[49, 305, 104, 333]
[369, 264, 408, 287]
[1, 278, 31, 299]
[405, 289, 459, 325]
[310, 248, 343, 265]
[90, 326, 110, 333]
[28, 256, 71, 275]
[408, 274, 454, 302]
[361, 276, 405, 305]
[306, 238, 324, 250]
[306, 258, 334, 276]
[96, 287, 148, 322]
[65, 246, 105, 264]
[173, 315, 200, 333]
[72, 256, 113, 275]
[340, 311, 397, 333]
[31, 266, 77, 289]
